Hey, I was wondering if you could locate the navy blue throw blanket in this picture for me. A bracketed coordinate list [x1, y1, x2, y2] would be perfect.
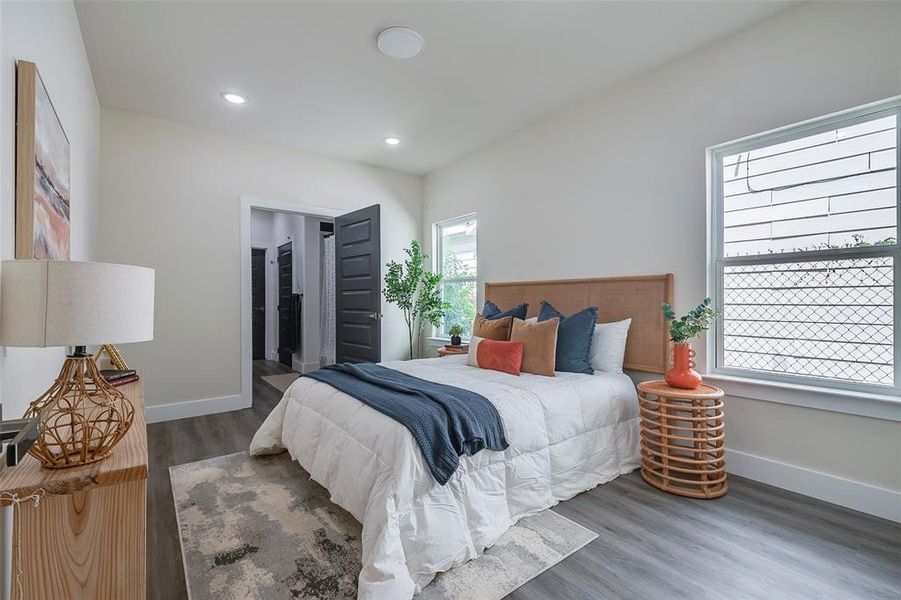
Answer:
[305, 363, 508, 485]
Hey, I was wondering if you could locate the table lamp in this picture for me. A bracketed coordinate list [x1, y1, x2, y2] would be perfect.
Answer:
[0, 260, 155, 469]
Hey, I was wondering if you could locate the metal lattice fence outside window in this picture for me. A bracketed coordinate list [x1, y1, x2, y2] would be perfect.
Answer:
[712, 100, 900, 392]
[722, 256, 893, 385]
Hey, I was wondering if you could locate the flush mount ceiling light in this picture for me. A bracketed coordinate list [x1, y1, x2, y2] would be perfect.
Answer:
[377, 26, 424, 59]
[220, 92, 247, 105]
[384, 137, 401, 146]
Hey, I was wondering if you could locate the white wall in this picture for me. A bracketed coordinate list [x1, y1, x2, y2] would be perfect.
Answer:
[250, 207, 274, 245]
[302, 216, 325, 372]
[0, 0, 100, 418]
[271, 211, 305, 298]
[97, 108, 421, 410]
[423, 2, 901, 499]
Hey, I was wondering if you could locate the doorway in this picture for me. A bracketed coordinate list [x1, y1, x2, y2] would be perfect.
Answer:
[240, 197, 382, 408]
[251, 248, 266, 361]
[249, 209, 313, 373]
[277, 242, 295, 367]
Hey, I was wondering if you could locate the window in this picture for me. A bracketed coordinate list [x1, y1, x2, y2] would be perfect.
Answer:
[710, 100, 900, 394]
[435, 215, 477, 338]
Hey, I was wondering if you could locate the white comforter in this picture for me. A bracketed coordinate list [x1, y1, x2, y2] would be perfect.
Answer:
[249, 355, 640, 599]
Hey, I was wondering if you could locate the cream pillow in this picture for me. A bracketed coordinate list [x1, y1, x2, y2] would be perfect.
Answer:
[589, 319, 631, 374]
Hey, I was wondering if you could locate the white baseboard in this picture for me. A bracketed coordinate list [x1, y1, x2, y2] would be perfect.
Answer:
[145, 394, 249, 424]
[726, 449, 901, 522]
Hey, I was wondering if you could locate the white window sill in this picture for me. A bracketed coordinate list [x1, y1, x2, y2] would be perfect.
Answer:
[702, 373, 901, 422]
[426, 336, 471, 347]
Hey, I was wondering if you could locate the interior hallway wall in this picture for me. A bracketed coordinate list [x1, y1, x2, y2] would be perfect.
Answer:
[301, 217, 325, 373]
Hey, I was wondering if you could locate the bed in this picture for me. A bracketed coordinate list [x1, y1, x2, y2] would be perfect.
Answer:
[250, 275, 673, 599]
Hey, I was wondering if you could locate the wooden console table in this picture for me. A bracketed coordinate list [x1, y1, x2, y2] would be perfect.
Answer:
[0, 378, 147, 599]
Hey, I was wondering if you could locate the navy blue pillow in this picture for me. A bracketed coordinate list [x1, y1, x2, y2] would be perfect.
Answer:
[481, 300, 502, 318]
[482, 301, 528, 321]
[538, 301, 597, 374]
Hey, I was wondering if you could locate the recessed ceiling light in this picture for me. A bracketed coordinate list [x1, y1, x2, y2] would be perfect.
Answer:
[377, 27, 424, 59]
[220, 92, 247, 105]
[384, 137, 401, 146]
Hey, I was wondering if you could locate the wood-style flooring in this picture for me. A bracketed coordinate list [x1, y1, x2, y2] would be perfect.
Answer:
[147, 360, 901, 600]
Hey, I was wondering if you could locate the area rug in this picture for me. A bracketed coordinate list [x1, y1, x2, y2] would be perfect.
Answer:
[170, 452, 597, 600]
[261, 372, 299, 393]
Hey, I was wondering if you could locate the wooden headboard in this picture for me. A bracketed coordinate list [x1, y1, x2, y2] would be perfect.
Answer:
[484, 274, 674, 373]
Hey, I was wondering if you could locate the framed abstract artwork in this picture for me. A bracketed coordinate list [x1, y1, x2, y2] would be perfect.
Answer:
[16, 60, 70, 260]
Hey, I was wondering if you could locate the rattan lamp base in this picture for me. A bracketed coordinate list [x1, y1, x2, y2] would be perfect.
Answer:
[24, 354, 135, 469]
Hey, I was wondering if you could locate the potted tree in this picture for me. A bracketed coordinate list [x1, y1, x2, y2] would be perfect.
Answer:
[383, 241, 450, 359]
[448, 324, 463, 347]
[661, 298, 717, 389]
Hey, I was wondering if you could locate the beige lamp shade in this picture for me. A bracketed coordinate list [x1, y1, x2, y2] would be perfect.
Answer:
[0, 260, 155, 347]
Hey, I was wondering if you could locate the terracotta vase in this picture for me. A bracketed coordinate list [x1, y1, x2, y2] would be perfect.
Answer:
[666, 342, 703, 390]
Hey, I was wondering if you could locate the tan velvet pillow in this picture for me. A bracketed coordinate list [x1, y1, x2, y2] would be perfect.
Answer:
[472, 314, 513, 341]
[510, 317, 559, 377]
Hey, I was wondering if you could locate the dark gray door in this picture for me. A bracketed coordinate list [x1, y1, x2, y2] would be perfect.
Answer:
[277, 242, 294, 367]
[335, 204, 381, 363]
[251, 248, 266, 361]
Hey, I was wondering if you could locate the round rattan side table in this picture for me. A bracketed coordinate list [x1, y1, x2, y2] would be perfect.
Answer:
[637, 380, 727, 499]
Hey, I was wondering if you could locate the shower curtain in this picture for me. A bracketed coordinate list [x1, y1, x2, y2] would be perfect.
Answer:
[320, 235, 336, 366]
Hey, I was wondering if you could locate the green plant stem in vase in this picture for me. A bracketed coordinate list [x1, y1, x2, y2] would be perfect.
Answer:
[661, 298, 717, 390]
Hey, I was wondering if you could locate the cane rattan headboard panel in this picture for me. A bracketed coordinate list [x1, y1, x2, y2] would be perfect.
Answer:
[484, 274, 674, 373]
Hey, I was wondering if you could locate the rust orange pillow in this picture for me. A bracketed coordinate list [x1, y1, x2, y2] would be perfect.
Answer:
[510, 317, 559, 377]
[466, 336, 524, 376]
[472, 314, 513, 341]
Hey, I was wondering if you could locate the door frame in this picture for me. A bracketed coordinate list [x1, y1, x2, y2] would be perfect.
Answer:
[240, 195, 343, 409]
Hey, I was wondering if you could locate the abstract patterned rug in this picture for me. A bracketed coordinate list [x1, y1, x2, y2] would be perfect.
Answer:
[260, 372, 299, 393]
[170, 452, 597, 600]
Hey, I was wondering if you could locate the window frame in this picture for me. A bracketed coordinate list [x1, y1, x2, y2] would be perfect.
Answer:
[433, 213, 478, 339]
[707, 97, 901, 398]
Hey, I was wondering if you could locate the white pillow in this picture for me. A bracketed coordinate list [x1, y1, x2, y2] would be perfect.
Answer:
[590, 319, 631, 373]
[525, 316, 538, 324]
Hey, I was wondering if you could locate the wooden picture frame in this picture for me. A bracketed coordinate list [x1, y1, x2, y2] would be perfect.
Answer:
[16, 60, 71, 260]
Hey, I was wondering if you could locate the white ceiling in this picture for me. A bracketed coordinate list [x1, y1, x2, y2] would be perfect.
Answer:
[75, 1, 795, 174]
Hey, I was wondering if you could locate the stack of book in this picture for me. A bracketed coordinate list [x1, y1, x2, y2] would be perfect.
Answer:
[443, 344, 469, 352]
[100, 369, 139, 387]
